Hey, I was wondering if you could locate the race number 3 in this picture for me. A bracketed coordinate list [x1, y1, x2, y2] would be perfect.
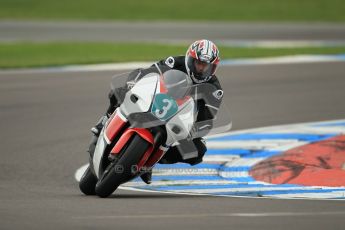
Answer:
[151, 94, 178, 121]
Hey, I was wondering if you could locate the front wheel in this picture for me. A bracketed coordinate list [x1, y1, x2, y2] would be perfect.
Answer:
[79, 165, 98, 195]
[95, 134, 150, 198]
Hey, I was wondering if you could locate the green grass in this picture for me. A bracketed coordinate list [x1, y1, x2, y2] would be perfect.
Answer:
[1, 0, 345, 22]
[1, 42, 345, 69]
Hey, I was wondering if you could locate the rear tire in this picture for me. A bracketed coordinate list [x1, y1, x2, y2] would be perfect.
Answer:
[95, 134, 150, 198]
[79, 166, 98, 195]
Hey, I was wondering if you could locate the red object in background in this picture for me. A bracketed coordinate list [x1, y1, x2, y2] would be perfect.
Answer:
[250, 135, 345, 187]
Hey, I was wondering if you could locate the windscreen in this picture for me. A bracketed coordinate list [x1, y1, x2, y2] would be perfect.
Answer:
[109, 66, 232, 138]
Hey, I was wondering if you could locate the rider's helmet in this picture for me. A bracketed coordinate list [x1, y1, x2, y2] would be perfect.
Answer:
[185, 39, 220, 83]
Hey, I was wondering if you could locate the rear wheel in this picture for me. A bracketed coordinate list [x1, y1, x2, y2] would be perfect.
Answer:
[95, 134, 150, 198]
[79, 166, 98, 195]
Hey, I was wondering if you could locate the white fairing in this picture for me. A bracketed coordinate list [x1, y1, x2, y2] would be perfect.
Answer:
[91, 70, 196, 178]
[120, 73, 159, 116]
[165, 98, 195, 146]
[92, 128, 108, 178]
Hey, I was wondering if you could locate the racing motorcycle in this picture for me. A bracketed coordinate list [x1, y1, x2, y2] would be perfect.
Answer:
[79, 66, 230, 198]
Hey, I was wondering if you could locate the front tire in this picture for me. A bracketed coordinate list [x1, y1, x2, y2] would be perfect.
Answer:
[79, 166, 98, 195]
[95, 134, 150, 198]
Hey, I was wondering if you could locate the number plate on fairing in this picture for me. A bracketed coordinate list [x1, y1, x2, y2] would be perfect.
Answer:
[151, 93, 178, 121]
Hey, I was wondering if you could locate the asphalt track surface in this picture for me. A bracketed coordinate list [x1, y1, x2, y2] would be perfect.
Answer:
[1, 20, 345, 43]
[1, 62, 345, 230]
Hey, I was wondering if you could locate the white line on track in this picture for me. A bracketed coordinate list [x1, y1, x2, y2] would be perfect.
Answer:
[72, 211, 345, 219]
[206, 140, 308, 151]
[2, 54, 345, 74]
[205, 119, 345, 138]
[162, 186, 345, 194]
[125, 179, 247, 187]
[117, 186, 345, 201]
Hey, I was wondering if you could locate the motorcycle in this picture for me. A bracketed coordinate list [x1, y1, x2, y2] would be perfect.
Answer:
[79, 65, 231, 198]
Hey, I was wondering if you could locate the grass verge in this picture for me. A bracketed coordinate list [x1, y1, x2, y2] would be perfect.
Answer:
[1, 0, 345, 22]
[1, 42, 345, 69]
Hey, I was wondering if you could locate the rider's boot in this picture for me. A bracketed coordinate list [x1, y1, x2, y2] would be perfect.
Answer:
[140, 169, 152, 184]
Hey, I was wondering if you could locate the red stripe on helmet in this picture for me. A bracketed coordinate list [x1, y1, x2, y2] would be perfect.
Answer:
[188, 48, 197, 59]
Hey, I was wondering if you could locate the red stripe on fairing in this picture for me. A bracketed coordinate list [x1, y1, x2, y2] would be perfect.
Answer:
[111, 128, 154, 155]
[159, 76, 190, 106]
[110, 129, 133, 155]
[105, 112, 127, 142]
[159, 75, 167, 93]
[250, 135, 345, 187]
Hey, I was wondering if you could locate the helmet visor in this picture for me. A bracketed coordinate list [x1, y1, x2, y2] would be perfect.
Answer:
[187, 56, 216, 81]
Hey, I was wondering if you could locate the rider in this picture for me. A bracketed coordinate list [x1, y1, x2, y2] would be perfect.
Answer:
[89, 39, 223, 184]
